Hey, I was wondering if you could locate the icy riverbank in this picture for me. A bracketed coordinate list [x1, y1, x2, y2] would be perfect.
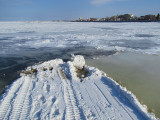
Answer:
[0, 55, 157, 120]
[86, 51, 160, 118]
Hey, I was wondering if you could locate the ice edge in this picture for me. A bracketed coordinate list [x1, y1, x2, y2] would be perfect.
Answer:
[101, 73, 157, 120]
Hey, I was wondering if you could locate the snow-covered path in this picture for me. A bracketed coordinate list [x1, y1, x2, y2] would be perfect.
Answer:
[0, 56, 157, 120]
[59, 67, 82, 120]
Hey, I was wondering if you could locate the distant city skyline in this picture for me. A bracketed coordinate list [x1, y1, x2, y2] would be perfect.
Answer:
[0, 0, 160, 21]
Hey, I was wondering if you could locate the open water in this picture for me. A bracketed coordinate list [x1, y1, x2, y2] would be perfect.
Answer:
[86, 52, 160, 118]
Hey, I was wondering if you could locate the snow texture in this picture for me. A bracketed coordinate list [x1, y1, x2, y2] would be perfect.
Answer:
[0, 55, 157, 120]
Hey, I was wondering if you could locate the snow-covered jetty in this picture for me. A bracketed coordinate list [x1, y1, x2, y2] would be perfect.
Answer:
[0, 55, 157, 120]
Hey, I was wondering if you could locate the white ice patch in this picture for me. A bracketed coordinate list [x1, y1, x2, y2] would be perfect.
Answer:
[0, 22, 160, 55]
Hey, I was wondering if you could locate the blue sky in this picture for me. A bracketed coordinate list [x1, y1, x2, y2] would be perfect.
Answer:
[0, 0, 159, 21]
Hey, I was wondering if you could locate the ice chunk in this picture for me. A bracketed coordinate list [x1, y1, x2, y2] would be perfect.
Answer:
[71, 55, 85, 69]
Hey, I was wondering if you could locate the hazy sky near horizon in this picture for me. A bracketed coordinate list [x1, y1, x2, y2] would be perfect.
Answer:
[0, 0, 159, 21]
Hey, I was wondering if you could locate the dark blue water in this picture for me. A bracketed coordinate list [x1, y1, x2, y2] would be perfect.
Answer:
[0, 46, 116, 94]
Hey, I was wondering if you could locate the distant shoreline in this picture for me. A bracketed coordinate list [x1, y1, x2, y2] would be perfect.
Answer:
[71, 20, 160, 23]
[0, 20, 159, 22]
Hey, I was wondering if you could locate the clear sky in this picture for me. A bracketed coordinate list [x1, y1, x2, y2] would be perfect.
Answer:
[0, 0, 160, 21]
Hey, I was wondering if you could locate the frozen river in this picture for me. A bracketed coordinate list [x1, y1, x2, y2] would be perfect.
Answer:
[0, 22, 160, 56]
[0, 21, 160, 88]
[0, 22, 160, 118]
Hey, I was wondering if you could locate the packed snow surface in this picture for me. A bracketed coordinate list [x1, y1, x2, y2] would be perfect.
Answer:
[0, 56, 157, 120]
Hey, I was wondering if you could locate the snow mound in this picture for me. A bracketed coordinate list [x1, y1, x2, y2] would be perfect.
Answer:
[71, 55, 85, 69]
[0, 55, 158, 120]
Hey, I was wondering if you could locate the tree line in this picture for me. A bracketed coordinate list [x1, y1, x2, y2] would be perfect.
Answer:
[76, 13, 160, 22]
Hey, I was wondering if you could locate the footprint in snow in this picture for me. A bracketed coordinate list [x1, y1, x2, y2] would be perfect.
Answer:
[38, 94, 46, 103]
[33, 109, 42, 120]
[47, 96, 57, 106]
[50, 107, 61, 119]
[43, 84, 50, 93]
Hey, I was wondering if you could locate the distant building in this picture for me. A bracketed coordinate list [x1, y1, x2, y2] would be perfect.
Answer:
[89, 18, 98, 22]
[118, 14, 134, 21]
[77, 17, 87, 22]
[144, 15, 156, 20]
[130, 14, 134, 18]
[78, 17, 82, 21]
[139, 16, 145, 20]
[109, 16, 118, 21]
[99, 18, 106, 21]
